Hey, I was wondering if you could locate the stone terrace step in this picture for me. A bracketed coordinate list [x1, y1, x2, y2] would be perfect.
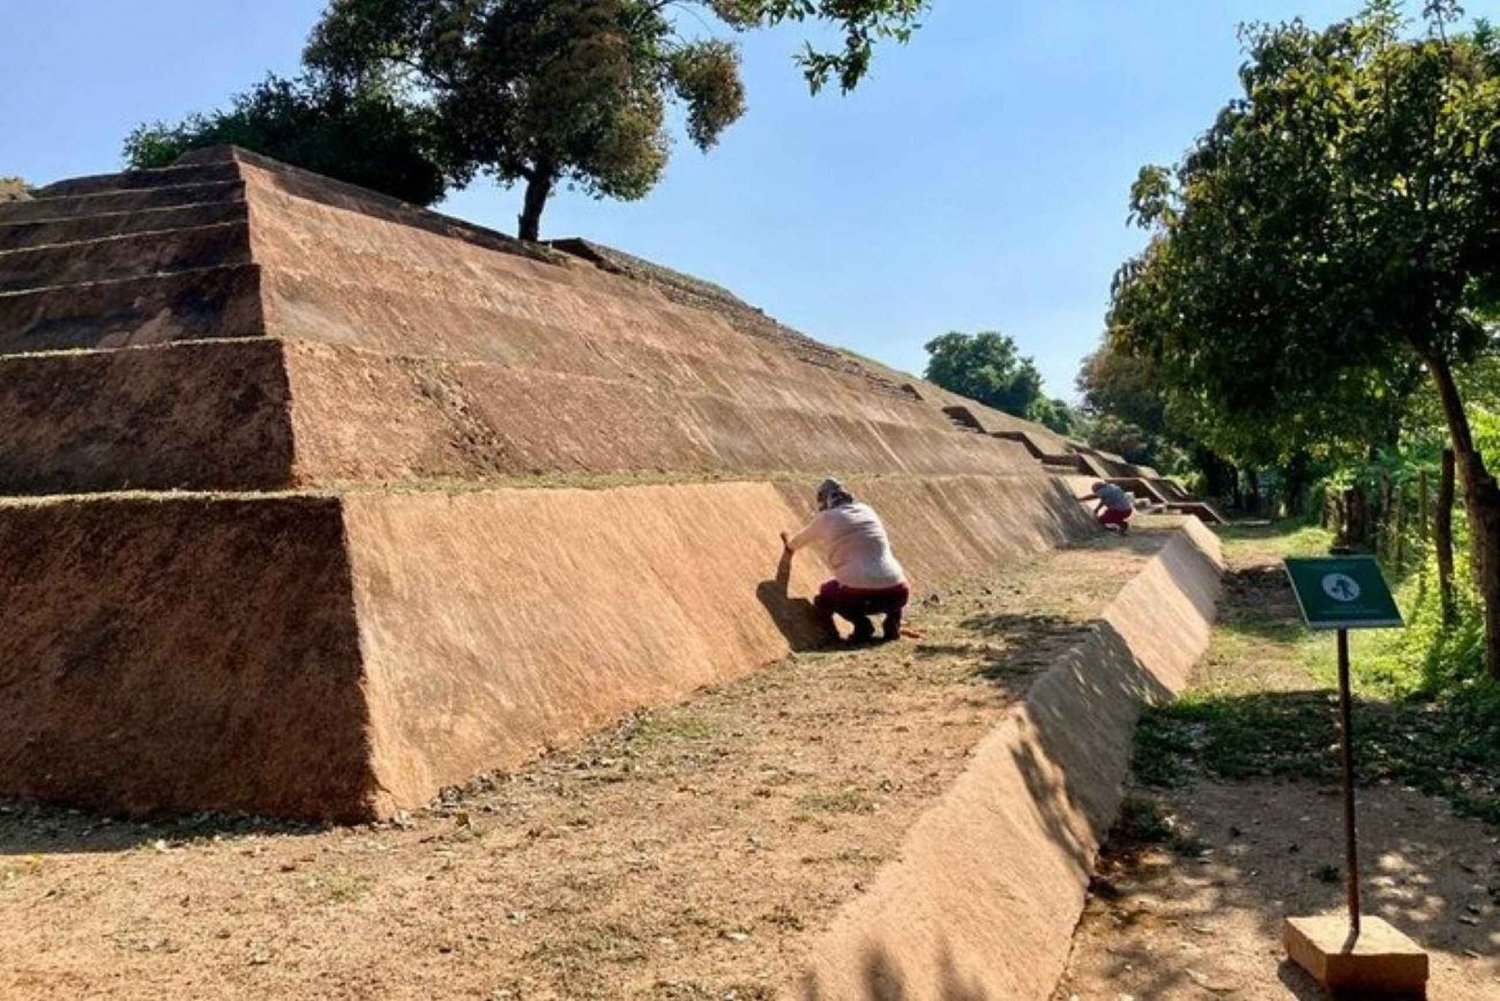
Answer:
[34, 161, 241, 198]
[1041, 454, 1088, 472]
[0, 181, 244, 226]
[0, 221, 250, 294]
[0, 264, 262, 354]
[0, 200, 246, 252]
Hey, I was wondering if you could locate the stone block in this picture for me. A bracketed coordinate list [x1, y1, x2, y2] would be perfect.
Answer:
[1285, 914, 1429, 996]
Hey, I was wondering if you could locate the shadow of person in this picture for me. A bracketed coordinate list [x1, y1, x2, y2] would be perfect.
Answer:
[756, 548, 836, 651]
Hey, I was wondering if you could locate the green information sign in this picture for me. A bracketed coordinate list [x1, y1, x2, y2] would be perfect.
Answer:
[1284, 556, 1403, 630]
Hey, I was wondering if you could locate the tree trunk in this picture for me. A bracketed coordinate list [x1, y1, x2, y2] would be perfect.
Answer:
[1419, 468, 1429, 544]
[517, 168, 556, 243]
[1283, 452, 1311, 517]
[1437, 448, 1456, 628]
[1379, 469, 1393, 560]
[1198, 450, 1237, 506]
[1325, 481, 1343, 532]
[1392, 479, 1406, 572]
[1428, 353, 1500, 678]
[1343, 485, 1369, 551]
[1335, 487, 1353, 548]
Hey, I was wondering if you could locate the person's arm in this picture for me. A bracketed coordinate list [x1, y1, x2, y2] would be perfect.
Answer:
[782, 513, 826, 553]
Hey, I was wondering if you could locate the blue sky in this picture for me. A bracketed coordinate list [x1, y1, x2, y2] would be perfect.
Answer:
[0, 0, 1418, 397]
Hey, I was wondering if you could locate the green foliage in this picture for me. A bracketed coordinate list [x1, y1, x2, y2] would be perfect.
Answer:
[1215, 519, 1337, 558]
[1075, 340, 1197, 471]
[922, 331, 1047, 419]
[309, 0, 701, 209]
[124, 74, 447, 206]
[0, 177, 31, 202]
[1471, 404, 1500, 457]
[1076, 343, 1163, 433]
[1377, 558, 1484, 691]
[305, 0, 924, 237]
[707, 0, 927, 94]
[1109, 3, 1500, 470]
[1025, 396, 1081, 436]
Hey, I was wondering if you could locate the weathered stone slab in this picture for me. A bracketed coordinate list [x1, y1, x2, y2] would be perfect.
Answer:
[0, 180, 243, 225]
[0, 220, 249, 293]
[34, 161, 241, 198]
[0, 200, 245, 252]
[0, 339, 291, 494]
[0, 264, 262, 354]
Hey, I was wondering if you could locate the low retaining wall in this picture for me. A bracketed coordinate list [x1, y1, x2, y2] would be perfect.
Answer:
[0, 496, 373, 819]
[346, 474, 1094, 812]
[0, 339, 292, 495]
[792, 518, 1223, 1000]
[0, 474, 1093, 821]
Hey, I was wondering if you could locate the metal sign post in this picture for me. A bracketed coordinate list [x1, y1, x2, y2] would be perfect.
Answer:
[1336, 626, 1359, 931]
[1282, 556, 1425, 995]
[1284, 555, 1403, 933]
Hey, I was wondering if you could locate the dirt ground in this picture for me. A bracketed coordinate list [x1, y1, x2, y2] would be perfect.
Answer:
[1054, 531, 1500, 1001]
[0, 530, 1166, 1001]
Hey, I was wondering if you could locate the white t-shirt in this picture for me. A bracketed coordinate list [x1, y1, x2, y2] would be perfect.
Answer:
[787, 502, 907, 589]
[1095, 483, 1134, 512]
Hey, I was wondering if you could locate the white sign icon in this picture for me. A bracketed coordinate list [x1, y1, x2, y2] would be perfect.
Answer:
[1322, 573, 1361, 603]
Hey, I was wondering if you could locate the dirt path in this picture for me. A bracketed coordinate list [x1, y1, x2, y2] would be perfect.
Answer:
[1054, 530, 1500, 1001]
[1, 530, 1168, 1001]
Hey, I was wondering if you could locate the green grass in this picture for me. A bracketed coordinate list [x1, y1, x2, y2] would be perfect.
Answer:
[1140, 519, 1500, 826]
[1134, 689, 1500, 825]
[1109, 794, 1211, 856]
[298, 868, 373, 905]
[1216, 519, 1336, 559]
[796, 785, 877, 815]
[0, 855, 44, 890]
[624, 712, 718, 747]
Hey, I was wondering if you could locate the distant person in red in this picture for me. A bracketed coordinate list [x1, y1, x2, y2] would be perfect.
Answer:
[781, 478, 910, 643]
[1091, 481, 1134, 534]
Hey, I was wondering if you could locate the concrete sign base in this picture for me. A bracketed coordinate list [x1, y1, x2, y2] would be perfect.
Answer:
[1285, 914, 1429, 996]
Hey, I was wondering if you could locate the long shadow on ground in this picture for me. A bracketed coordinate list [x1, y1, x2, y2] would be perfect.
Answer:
[0, 803, 321, 855]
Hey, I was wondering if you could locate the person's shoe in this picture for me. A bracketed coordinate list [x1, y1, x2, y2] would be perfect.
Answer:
[881, 610, 903, 643]
[849, 617, 876, 643]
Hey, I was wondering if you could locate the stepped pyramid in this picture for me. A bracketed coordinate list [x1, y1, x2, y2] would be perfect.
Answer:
[0, 147, 1168, 821]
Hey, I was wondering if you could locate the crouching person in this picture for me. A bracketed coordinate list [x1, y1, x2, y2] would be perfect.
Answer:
[1091, 480, 1134, 534]
[781, 478, 910, 643]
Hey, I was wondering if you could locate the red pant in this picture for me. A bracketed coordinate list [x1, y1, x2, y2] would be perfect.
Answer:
[814, 580, 910, 640]
[1098, 506, 1132, 527]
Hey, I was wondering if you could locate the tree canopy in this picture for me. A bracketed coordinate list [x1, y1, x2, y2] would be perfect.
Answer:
[125, 74, 449, 206]
[923, 330, 1063, 427]
[1026, 395, 1082, 436]
[1075, 341, 1188, 470]
[303, 0, 926, 238]
[0, 177, 30, 203]
[122, 1, 925, 239]
[1107, 0, 1500, 673]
